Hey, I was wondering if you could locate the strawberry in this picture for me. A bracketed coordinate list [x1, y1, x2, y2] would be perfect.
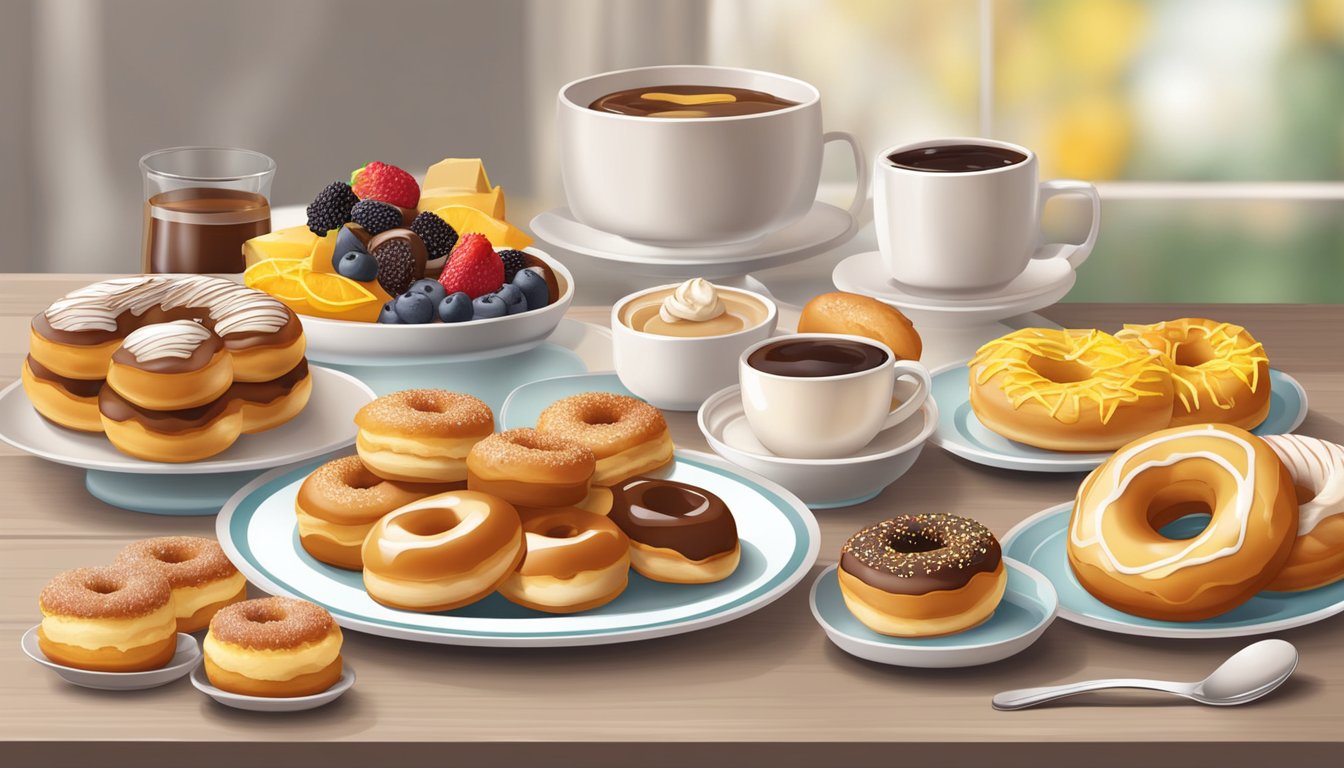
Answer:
[350, 162, 419, 208]
[438, 233, 503, 299]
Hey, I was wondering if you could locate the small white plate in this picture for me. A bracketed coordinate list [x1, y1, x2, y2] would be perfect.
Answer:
[810, 560, 1057, 668]
[697, 384, 937, 509]
[833, 250, 1076, 316]
[22, 627, 200, 690]
[190, 662, 355, 712]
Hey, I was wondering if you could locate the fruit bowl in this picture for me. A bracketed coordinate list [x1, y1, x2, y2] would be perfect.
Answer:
[299, 246, 575, 364]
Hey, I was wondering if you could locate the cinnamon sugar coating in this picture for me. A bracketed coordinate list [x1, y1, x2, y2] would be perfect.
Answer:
[355, 389, 493, 439]
[208, 597, 336, 651]
[536, 392, 668, 458]
[39, 564, 172, 619]
[116, 536, 239, 589]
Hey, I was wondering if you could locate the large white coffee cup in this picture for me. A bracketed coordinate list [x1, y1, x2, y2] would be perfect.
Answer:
[875, 137, 1100, 293]
[558, 65, 868, 246]
[738, 333, 931, 459]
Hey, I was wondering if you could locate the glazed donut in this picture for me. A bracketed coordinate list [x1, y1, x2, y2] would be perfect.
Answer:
[500, 507, 631, 613]
[1069, 424, 1297, 621]
[295, 455, 463, 570]
[355, 390, 494, 483]
[115, 536, 247, 633]
[839, 514, 1006, 637]
[1117, 318, 1271, 430]
[203, 597, 343, 698]
[535, 392, 674, 486]
[361, 490, 525, 612]
[1262, 434, 1344, 592]
[466, 428, 596, 507]
[609, 477, 739, 583]
[797, 291, 923, 361]
[969, 328, 1175, 452]
[37, 564, 177, 672]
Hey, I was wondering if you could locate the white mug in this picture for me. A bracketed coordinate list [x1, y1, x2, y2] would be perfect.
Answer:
[874, 137, 1100, 293]
[738, 333, 931, 459]
[557, 65, 869, 246]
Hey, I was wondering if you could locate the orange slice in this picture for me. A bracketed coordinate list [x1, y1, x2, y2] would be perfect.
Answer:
[300, 271, 381, 322]
[244, 259, 310, 312]
[431, 204, 532, 250]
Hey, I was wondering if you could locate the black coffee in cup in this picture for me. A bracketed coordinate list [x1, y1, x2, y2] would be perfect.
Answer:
[746, 338, 887, 378]
[886, 143, 1027, 173]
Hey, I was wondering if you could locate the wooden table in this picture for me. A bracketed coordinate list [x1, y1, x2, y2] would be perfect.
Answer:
[2, 275, 1341, 767]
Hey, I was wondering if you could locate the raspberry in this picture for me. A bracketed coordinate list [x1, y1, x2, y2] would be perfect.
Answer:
[350, 161, 419, 208]
[437, 233, 503, 299]
[410, 211, 459, 261]
[350, 199, 404, 235]
[305, 181, 359, 235]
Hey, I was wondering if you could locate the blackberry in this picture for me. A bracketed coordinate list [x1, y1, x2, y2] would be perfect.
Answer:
[371, 239, 418, 296]
[498, 249, 528, 283]
[409, 211, 459, 261]
[350, 199, 403, 235]
[305, 181, 359, 235]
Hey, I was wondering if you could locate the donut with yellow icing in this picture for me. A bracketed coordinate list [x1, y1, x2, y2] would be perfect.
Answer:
[1262, 434, 1344, 592]
[203, 597, 343, 698]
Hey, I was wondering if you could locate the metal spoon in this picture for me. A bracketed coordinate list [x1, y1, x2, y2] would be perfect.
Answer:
[992, 639, 1298, 711]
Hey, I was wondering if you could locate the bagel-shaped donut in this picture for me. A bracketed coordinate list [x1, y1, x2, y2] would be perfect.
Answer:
[969, 328, 1174, 452]
[1262, 434, 1344, 592]
[535, 392, 673, 486]
[115, 536, 247, 633]
[839, 514, 1006, 637]
[1117, 318, 1271, 430]
[203, 597, 343, 698]
[361, 490, 525, 612]
[797, 291, 923, 361]
[467, 428, 596, 508]
[500, 506, 631, 613]
[38, 564, 178, 672]
[1069, 424, 1297, 621]
[355, 390, 494, 483]
[609, 477, 739, 583]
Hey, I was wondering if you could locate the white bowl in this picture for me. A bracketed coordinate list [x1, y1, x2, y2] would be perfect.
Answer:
[300, 246, 574, 365]
[697, 384, 937, 509]
[21, 626, 200, 690]
[190, 662, 356, 712]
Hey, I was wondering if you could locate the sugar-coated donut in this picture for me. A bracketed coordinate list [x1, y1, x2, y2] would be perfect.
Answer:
[38, 564, 178, 672]
[1069, 424, 1297, 621]
[797, 291, 922, 361]
[203, 597, 343, 698]
[467, 428, 597, 508]
[116, 536, 247, 633]
[295, 455, 464, 570]
[839, 514, 1006, 638]
[970, 328, 1175, 452]
[1262, 434, 1344, 592]
[500, 507, 631, 613]
[355, 390, 494, 483]
[535, 392, 673, 486]
[361, 490, 525, 612]
[1117, 318, 1271, 430]
[609, 477, 739, 584]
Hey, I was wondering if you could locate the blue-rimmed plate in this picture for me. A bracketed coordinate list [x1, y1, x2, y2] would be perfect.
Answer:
[499, 372, 633, 428]
[1002, 502, 1344, 638]
[216, 449, 819, 647]
[929, 363, 1308, 473]
[809, 560, 1057, 668]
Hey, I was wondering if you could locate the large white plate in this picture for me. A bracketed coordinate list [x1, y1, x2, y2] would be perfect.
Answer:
[217, 449, 820, 647]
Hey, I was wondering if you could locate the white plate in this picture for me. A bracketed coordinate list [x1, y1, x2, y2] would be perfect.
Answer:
[190, 662, 355, 712]
[833, 250, 1077, 311]
[22, 627, 200, 690]
[810, 561, 1057, 668]
[697, 384, 937, 509]
[300, 246, 574, 365]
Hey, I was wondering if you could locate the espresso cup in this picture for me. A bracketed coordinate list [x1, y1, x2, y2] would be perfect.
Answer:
[738, 333, 931, 459]
[874, 137, 1100, 293]
[557, 65, 868, 246]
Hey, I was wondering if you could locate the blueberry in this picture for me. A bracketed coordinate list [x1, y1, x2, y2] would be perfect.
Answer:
[408, 278, 447, 306]
[512, 267, 549, 311]
[471, 293, 507, 320]
[336, 250, 378, 282]
[437, 292, 473, 323]
[377, 300, 401, 324]
[393, 291, 435, 324]
[332, 225, 368, 270]
[496, 283, 528, 315]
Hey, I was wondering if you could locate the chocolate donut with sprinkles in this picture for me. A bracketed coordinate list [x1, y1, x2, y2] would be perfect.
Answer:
[838, 513, 1007, 637]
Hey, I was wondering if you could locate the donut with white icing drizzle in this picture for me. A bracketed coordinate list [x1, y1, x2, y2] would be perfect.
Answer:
[1262, 434, 1344, 591]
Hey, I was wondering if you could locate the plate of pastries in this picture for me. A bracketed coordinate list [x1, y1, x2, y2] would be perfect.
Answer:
[216, 388, 820, 646]
[931, 318, 1308, 472]
[1002, 425, 1344, 637]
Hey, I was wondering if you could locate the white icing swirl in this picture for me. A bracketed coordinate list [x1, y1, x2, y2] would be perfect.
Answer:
[658, 278, 725, 324]
[1263, 434, 1344, 534]
[121, 320, 214, 362]
[44, 275, 289, 337]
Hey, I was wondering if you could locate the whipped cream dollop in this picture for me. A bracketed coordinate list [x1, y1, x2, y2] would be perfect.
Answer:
[659, 278, 725, 324]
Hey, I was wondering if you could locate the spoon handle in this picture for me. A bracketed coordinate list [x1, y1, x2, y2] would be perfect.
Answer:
[992, 678, 1190, 710]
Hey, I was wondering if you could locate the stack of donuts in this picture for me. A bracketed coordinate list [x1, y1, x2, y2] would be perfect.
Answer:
[297, 388, 741, 615]
[22, 275, 312, 462]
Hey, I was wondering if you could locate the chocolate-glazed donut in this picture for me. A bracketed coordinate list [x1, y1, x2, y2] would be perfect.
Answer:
[609, 477, 740, 584]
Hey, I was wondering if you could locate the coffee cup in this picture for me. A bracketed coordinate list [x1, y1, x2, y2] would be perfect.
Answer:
[874, 137, 1100, 293]
[557, 65, 868, 246]
[738, 333, 931, 459]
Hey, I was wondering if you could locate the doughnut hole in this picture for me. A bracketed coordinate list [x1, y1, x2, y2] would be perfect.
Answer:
[152, 546, 196, 564]
[544, 524, 581, 539]
[242, 601, 287, 625]
[1028, 354, 1093, 384]
[583, 408, 620, 425]
[1172, 335, 1216, 368]
[885, 531, 943, 554]
[405, 392, 447, 414]
[85, 576, 123, 595]
[397, 506, 463, 537]
[1146, 479, 1216, 540]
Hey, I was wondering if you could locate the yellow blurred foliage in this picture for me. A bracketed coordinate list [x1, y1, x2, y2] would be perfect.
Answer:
[1043, 95, 1132, 179]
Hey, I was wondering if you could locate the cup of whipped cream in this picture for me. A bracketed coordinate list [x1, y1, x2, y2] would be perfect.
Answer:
[612, 278, 777, 411]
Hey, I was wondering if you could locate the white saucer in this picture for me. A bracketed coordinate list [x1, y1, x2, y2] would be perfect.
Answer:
[832, 250, 1076, 313]
[22, 627, 200, 690]
[530, 202, 859, 279]
[697, 385, 937, 509]
[190, 662, 356, 712]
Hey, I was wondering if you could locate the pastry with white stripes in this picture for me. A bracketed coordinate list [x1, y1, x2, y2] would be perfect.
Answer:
[1262, 434, 1344, 591]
